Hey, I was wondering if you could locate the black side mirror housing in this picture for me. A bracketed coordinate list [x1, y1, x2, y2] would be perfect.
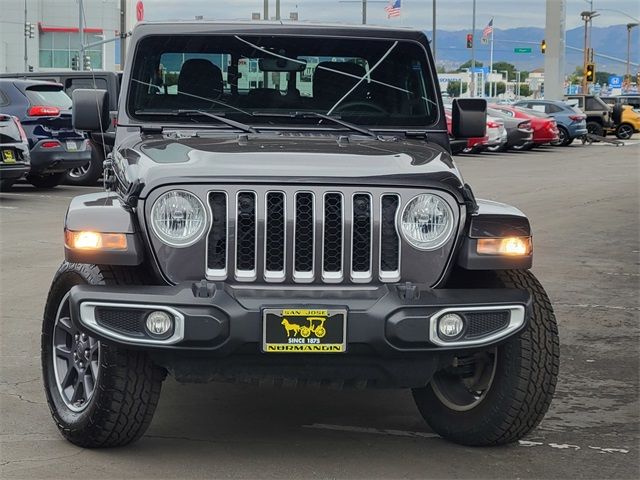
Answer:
[72, 89, 110, 132]
[452, 98, 487, 139]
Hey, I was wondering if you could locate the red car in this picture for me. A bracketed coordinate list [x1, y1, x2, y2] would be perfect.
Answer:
[490, 105, 559, 150]
[444, 109, 488, 155]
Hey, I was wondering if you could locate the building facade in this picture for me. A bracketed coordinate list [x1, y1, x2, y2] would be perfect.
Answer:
[0, 0, 119, 73]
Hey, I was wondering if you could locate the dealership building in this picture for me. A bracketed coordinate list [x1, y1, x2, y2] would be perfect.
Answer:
[0, 0, 120, 73]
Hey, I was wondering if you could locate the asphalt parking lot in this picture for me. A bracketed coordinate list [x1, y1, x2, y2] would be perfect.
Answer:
[1, 142, 639, 479]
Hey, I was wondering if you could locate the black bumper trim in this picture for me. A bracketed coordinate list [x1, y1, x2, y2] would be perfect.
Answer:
[69, 283, 531, 355]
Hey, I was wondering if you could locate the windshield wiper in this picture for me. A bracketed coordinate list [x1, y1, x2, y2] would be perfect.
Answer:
[252, 111, 379, 139]
[135, 109, 257, 133]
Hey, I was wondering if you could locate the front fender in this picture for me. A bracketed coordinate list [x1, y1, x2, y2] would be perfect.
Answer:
[64, 192, 144, 265]
[457, 199, 532, 270]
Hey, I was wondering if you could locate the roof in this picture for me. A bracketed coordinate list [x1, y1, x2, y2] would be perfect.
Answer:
[0, 78, 63, 89]
[131, 21, 428, 42]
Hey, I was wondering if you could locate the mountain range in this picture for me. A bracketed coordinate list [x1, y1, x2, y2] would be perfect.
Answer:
[430, 24, 640, 74]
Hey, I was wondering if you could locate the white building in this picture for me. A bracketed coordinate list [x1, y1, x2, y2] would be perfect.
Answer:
[0, 0, 119, 73]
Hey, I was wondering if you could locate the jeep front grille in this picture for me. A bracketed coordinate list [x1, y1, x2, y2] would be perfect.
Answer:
[205, 187, 404, 284]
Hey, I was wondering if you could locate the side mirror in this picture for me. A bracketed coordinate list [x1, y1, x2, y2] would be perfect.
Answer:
[452, 98, 487, 138]
[72, 89, 110, 132]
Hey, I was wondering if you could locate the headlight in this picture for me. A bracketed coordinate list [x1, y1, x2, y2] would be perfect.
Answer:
[151, 190, 207, 247]
[400, 194, 454, 250]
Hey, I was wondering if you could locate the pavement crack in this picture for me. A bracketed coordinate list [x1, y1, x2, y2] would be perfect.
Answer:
[0, 391, 44, 405]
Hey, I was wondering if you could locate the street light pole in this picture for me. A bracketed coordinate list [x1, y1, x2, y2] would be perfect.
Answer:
[23, 0, 28, 71]
[432, 0, 436, 63]
[626, 23, 639, 82]
[470, 0, 476, 97]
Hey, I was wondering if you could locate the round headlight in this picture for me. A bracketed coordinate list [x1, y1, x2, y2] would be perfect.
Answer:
[151, 190, 207, 247]
[400, 194, 454, 250]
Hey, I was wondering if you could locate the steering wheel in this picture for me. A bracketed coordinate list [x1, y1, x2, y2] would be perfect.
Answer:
[333, 101, 388, 115]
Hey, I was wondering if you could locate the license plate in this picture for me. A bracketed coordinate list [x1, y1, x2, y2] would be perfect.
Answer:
[2, 149, 16, 163]
[66, 141, 78, 151]
[262, 308, 347, 353]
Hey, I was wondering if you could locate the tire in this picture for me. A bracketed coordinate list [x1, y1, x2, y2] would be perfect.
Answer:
[65, 142, 104, 186]
[487, 143, 507, 153]
[413, 270, 559, 446]
[27, 172, 66, 189]
[586, 121, 604, 137]
[0, 179, 15, 191]
[615, 123, 634, 140]
[512, 142, 534, 151]
[41, 262, 165, 448]
[553, 126, 572, 146]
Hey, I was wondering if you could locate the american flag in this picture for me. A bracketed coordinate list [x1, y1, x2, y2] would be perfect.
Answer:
[385, 0, 401, 18]
[482, 18, 494, 39]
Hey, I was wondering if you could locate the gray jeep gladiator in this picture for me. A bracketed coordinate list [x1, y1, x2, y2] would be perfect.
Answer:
[41, 22, 559, 448]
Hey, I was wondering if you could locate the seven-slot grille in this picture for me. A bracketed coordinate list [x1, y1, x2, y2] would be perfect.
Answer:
[206, 189, 402, 284]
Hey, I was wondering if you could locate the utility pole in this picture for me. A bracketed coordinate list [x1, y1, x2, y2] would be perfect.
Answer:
[79, 0, 85, 71]
[627, 23, 639, 83]
[362, 0, 367, 25]
[470, 0, 477, 97]
[275, 0, 280, 20]
[544, 0, 566, 100]
[263, 0, 269, 20]
[120, 0, 127, 69]
[23, 0, 28, 71]
[432, 0, 436, 62]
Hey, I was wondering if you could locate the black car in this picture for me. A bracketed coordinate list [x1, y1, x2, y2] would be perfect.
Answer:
[42, 22, 559, 449]
[0, 71, 120, 185]
[0, 114, 30, 190]
[0, 79, 91, 188]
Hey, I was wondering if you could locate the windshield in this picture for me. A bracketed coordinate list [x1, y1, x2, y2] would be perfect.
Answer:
[127, 34, 438, 128]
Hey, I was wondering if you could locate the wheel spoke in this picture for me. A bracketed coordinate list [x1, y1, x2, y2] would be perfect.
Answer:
[57, 316, 75, 335]
[70, 376, 84, 403]
[83, 372, 94, 399]
[90, 359, 99, 381]
[60, 365, 76, 389]
[55, 344, 73, 361]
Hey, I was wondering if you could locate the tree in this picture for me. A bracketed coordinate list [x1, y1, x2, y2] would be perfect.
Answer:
[595, 71, 614, 85]
[447, 81, 467, 97]
[518, 84, 531, 97]
[456, 60, 483, 71]
[492, 61, 516, 79]
[485, 82, 506, 96]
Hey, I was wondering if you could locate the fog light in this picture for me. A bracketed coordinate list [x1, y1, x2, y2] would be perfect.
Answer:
[438, 313, 465, 339]
[145, 311, 173, 337]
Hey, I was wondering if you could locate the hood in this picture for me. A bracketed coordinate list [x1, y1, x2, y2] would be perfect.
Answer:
[113, 129, 465, 202]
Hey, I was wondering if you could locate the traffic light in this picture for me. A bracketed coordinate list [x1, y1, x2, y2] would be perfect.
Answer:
[24, 22, 35, 39]
[585, 63, 595, 83]
[83, 55, 92, 71]
[466, 33, 473, 49]
[71, 56, 79, 71]
[541, 39, 546, 54]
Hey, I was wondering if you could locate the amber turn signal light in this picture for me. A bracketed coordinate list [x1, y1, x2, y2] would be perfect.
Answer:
[65, 230, 127, 250]
[477, 237, 532, 256]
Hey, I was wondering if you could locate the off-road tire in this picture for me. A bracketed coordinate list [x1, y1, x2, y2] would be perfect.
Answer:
[0, 179, 15, 191]
[42, 262, 165, 448]
[586, 121, 604, 138]
[413, 269, 559, 446]
[65, 141, 105, 186]
[28, 172, 66, 189]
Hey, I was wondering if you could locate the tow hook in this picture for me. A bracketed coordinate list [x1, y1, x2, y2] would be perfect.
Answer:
[192, 279, 216, 298]
[397, 282, 419, 300]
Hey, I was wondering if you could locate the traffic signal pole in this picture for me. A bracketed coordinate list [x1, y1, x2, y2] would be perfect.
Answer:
[544, 0, 566, 100]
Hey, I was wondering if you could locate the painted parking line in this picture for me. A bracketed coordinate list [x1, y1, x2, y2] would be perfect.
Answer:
[303, 423, 630, 454]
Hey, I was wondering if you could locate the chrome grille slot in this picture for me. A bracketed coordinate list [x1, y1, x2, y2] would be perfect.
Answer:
[380, 194, 401, 281]
[294, 192, 315, 282]
[265, 192, 286, 281]
[351, 193, 372, 282]
[235, 191, 257, 280]
[206, 192, 228, 279]
[322, 192, 344, 282]
[202, 187, 428, 284]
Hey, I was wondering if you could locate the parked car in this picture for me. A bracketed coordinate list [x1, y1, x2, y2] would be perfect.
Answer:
[601, 94, 640, 111]
[490, 104, 559, 150]
[42, 22, 558, 449]
[599, 97, 640, 140]
[514, 99, 587, 146]
[486, 107, 534, 151]
[565, 94, 614, 137]
[0, 114, 30, 190]
[0, 71, 120, 185]
[0, 79, 91, 188]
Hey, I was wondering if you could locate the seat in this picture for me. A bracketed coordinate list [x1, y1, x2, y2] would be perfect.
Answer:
[177, 59, 224, 107]
[246, 88, 283, 109]
[312, 61, 367, 109]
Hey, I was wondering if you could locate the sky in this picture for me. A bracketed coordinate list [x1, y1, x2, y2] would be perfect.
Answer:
[142, 0, 640, 31]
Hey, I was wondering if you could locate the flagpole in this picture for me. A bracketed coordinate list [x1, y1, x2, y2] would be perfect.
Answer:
[489, 25, 494, 97]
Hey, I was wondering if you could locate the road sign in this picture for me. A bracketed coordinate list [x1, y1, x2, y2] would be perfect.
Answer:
[514, 47, 532, 54]
[608, 75, 623, 88]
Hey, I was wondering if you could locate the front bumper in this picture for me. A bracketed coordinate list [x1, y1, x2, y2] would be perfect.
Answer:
[69, 283, 530, 354]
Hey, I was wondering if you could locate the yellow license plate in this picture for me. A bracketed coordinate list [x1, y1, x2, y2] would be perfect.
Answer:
[2, 150, 16, 163]
[262, 308, 347, 353]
